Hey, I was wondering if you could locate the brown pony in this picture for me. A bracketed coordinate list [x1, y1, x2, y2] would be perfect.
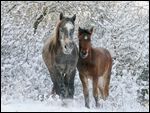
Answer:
[42, 13, 78, 99]
[77, 27, 112, 108]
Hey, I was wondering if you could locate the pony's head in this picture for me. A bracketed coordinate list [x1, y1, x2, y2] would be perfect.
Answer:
[78, 27, 94, 59]
[57, 13, 76, 54]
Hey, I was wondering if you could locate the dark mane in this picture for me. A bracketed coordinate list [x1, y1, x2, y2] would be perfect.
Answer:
[80, 29, 91, 35]
[49, 21, 61, 53]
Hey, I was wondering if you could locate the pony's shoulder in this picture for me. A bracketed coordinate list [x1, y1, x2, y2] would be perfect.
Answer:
[94, 47, 109, 52]
[94, 47, 112, 59]
[92, 47, 109, 56]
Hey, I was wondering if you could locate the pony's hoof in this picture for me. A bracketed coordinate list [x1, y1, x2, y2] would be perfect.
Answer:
[96, 102, 100, 108]
[85, 104, 90, 109]
[103, 96, 108, 101]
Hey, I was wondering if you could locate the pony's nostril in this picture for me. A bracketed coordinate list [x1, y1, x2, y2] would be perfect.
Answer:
[65, 45, 67, 49]
[81, 50, 86, 55]
[83, 52, 86, 55]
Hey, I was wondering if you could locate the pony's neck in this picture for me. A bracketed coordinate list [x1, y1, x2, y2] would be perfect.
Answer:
[87, 47, 92, 61]
[55, 21, 61, 43]
[54, 22, 61, 51]
[49, 22, 61, 54]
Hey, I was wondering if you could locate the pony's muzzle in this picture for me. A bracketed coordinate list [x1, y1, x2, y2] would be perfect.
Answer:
[64, 42, 74, 54]
[80, 49, 88, 59]
[81, 50, 87, 55]
[65, 42, 74, 49]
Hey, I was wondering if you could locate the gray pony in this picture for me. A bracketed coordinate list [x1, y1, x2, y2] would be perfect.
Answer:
[42, 13, 78, 99]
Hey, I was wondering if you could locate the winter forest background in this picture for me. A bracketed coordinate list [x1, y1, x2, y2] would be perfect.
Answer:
[1, 1, 149, 112]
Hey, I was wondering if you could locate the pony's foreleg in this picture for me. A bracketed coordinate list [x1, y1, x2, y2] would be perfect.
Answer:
[98, 76, 104, 99]
[103, 71, 111, 100]
[51, 85, 56, 94]
[93, 77, 100, 107]
[103, 57, 112, 100]
[67, 70, 76, 98]
[51, 82, 60, 95]
[50, 73, 59, 95]
[59, 73, 65, 99]
[80, 74, 89, 108]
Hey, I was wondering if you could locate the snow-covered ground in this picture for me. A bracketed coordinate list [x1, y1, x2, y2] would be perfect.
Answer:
[1, 99, 148, 112]
[1, 73, 149, 112]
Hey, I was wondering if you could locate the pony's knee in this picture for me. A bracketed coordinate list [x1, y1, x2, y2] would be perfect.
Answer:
[104, 88, 109, 97]
[94, 96, 100, 107]
[85, 94, 90, 108]
[58, 81, 65, 98]
[67, 83, 74, 98]
[93, 87, 99, 97]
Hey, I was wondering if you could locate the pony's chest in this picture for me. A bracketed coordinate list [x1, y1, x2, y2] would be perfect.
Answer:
[55, 54, 76, 64]
[54, 53, 77, 72]
[78, 62, 96, 77]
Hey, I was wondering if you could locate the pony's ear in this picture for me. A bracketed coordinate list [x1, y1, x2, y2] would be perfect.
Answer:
[89, 27, 94, 34]
[78, 27, 82, 33]
[72, 14, 76, 22]
[60, 13, 64, 20]
[78, 27, 82, 37]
